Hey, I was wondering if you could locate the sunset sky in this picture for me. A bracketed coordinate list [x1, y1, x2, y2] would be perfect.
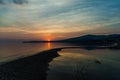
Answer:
[0, 0, 120, 41]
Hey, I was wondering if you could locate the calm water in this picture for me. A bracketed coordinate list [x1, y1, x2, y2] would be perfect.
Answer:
[47, 48, 120, 80]
[0, 42, 76, 62]
[0, 43, 120, 80]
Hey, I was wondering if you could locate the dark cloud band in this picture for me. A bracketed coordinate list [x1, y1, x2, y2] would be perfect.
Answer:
[0, 0, 4, 4]
[13, 0, 28, 4]
[0, 0, 28, 5]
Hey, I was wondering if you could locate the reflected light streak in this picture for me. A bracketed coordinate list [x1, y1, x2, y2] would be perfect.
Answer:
[47, 42, 51, 49]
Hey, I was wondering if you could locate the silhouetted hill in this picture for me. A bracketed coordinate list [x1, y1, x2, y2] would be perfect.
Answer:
[54, 34, 120, 45]
[23, 40, 48, 43]
[23, 34, 120, 46]
[57, 34, 120, 42]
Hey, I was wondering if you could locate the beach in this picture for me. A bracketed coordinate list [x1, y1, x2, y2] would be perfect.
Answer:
[0, 48, 62, 80]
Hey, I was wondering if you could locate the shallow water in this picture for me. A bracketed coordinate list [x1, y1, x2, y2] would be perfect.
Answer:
[47, 48, 120, 80]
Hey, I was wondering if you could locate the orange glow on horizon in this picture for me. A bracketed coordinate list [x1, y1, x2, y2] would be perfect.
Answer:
[43, 34, 52, 41]
[47, 38, 51, 42]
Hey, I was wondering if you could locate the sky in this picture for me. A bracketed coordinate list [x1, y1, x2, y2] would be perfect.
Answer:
[0, 0, 120, 41]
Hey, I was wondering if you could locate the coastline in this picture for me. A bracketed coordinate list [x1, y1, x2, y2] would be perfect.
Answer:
[0, 46, 119, 80]
[0, 48, 62, 80]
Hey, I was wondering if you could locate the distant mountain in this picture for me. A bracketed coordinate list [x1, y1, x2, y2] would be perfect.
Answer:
[57, 34, 120, 42]
[52, 34, 120, 46]
[23, 40, 48, 43]
[23, 34, 120, 46]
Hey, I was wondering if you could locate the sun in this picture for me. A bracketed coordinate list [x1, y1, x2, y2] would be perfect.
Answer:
[47, 38, 51, 42]
[43, 34, 52, 42]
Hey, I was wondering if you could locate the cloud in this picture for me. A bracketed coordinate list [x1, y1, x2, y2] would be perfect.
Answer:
[0, 0, 120, 40]
[0, 0, 4, 4]
[0, 0, 28, 5]
[13, 0, 28, 4]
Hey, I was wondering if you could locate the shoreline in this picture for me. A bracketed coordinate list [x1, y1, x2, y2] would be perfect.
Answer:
[0, 48, 62, 80]
[0, 47, 119, 80]
[0, 46, 119, 65]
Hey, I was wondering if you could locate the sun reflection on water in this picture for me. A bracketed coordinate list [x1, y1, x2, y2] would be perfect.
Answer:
[47, 42, 51, 49]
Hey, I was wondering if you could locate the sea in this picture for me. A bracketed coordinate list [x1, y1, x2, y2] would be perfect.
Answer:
[0, 42, 120, 80]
